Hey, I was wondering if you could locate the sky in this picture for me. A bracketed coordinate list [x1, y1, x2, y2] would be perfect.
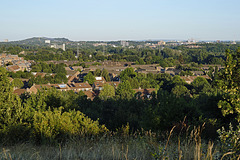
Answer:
[1, 0, 240, 41]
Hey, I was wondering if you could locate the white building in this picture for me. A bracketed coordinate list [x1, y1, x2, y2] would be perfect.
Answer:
[50, 43, 66, 51]
[45, 40, 51, 44]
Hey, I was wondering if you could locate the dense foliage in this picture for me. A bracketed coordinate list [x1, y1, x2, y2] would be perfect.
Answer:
[0, 68, 107, 144]
[1, 43, 239, 66]
[0, 45, 240, 158]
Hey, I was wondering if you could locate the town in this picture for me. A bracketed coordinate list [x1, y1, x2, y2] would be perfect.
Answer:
[1, 0, 240, 158]
[0, 41, 225, 100]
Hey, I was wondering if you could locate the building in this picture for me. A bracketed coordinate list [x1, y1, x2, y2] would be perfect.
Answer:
[158, 41, 166, 45]
[92, 77, 107, 90]
[6, 65, 21, 72]
[120, 40, 129, 47]
[133, 88, 156, 99]
[93, 81, 105, 90]
[68, 82, 92, 92]
[28, 83, 70, 94]
[1, 54, 31, 71]
[45, 40, 51, 44]
[50, 44, 66, 51]
[180, 75, 210, 84]
[83, 90, 97, 100]
[66, 70, 80, 83]
[13, 89, 27, 95]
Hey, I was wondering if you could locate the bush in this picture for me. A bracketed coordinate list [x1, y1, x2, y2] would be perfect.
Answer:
[32, 107, 108, 144]
[217, 123, 240, 159]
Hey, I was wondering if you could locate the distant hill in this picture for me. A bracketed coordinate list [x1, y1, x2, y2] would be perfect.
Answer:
[4, 37, 71, 45]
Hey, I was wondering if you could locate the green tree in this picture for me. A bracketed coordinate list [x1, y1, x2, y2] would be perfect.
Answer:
[171, 85, 190, 97]
[0, 67, 29, 142]
[54, 73, 68, 83]
[120, 67, 137, 82]
[116, 80, 135, 99]
[218, 49, 240, 121]
[99, 84, 115, 100]
[102, 69, 110, 82]
[94, 69, 102, 76]
[12, 78, 24, 89]
[191, 77, 211, 94]
[84, 72, 95, 85]
[140, 79, 151, 89]
[178, 54, 184, 64]
[31, 65, 41, 72]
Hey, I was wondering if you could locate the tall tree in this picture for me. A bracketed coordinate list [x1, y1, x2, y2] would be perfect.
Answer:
[218, 49, 240, 121]
[102, 69, 110, 82]
[116, 80, 135, 99]
[99, 84, 115, 100]
[84, 72, 95, 85]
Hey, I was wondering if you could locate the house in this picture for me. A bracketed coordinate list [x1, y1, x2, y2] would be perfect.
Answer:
[71, 66, 83, 71]
[6, 65, 21, 72]
[34, 72, 46, 78]
[191, 71, 204, 76]
[83, 90, 97, 100]
[133, 88, 156, 99]
[17, 63, 29, 71]
[180, 76, 194, 84]
[66, 70, 80, 77]
[180, 75, 210, 84]
[92, 77, 107, 90]
[164, 68, 181, 76]
[13, 89, 27, 96]
[66, 70, 80, 83]
[79, 70, 90, 81]
[65, 66, 83, 71]
[68, 82, 92, 92]
[106, 81, 120, 88]
[95, 76, 106, 83]
[132, 64, 161, 72]
[28, 83, 70, 94]
[93, 81, 105, 90]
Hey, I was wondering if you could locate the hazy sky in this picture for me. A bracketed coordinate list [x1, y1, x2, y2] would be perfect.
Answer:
[1, 0, 239, 41]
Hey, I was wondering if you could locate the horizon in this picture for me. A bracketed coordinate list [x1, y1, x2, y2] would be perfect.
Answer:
[2, 36, 239, 42]
[1, 0, 240, 41]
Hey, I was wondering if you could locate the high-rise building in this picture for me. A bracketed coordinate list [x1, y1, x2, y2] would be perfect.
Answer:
[158, 41, 166, 45]
[4, 39, 8, 42]
[120, 40, 129, 47]
[45, 40, 51, 44]
[50, 43, 66, 51]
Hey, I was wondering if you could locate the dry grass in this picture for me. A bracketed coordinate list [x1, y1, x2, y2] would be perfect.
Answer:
[0, 128, 225, 160]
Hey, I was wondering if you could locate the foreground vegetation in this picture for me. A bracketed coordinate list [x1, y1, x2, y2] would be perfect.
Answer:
[0, 124, 239, 160]
[0, 47, 240, 159]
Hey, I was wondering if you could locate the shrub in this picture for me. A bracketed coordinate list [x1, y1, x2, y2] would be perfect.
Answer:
[217, 123, 240, 159]
[32, 107, 108, 144]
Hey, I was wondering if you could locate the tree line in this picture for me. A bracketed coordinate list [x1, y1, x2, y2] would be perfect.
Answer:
[1, 43, 239, 66]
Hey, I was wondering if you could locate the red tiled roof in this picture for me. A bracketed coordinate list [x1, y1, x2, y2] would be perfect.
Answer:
[83, 91, 96, 100]
[69, 82, 92, 89]
[7, 65, 20, 72]
[35, 72, 46, 78]
[93, 81, 105, 88]
[13, 89, 26, 95]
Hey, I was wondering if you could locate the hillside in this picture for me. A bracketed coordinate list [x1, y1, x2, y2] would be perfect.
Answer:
[3, 37, 71, 45]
